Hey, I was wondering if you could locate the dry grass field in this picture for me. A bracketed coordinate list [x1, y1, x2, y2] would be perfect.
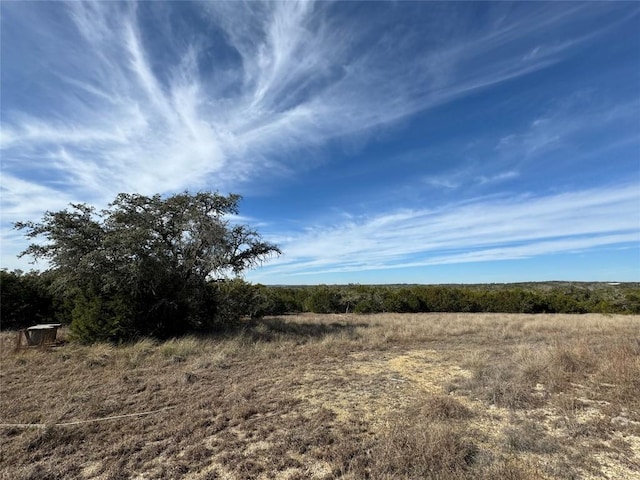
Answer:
[1, 313, 639, 479]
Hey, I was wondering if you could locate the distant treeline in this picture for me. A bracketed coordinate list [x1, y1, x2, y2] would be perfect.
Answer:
[252, 282, 640, 316]
[2, 269, 639, 332]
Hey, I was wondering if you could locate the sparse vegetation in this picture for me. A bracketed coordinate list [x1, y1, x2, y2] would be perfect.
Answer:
[2, 313, 639, 479]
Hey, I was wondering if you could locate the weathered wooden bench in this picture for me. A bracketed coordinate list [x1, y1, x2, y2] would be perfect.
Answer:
[15, 324, 62, 350]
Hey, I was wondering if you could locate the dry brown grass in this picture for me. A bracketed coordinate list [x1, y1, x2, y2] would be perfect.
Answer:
[1, 313, 639, 479]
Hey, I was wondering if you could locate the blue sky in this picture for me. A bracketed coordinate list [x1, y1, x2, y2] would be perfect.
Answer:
[1, 1, 639, 284]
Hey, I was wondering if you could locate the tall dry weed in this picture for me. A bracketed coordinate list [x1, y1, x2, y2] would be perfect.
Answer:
[594, 338, 640, 404]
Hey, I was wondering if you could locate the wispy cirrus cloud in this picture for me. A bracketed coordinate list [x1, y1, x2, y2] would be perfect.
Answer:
[410, 94, 639, 195]
[2, 1, 638, 275]
[495, 99, 640, 161]
[250, 183, 640, 279]
[3, 2, 635, 202]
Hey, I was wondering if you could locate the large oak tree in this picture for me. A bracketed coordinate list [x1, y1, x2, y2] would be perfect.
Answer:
[15, 192, 280, 341]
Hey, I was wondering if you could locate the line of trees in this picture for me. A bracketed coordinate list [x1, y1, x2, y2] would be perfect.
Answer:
[3, 191, 638, 343]
[251, 283, 640, 316]
[4, 272, 639, 337]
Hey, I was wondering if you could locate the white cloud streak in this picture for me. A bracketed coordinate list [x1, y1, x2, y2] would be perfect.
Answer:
[495, 100, 640, 161]
[250, 184, 640, 279]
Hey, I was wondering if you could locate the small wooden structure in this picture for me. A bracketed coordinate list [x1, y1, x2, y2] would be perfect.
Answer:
[15, 324, 62, 350]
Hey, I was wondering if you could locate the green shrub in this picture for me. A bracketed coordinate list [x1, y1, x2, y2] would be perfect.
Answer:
[70, 292, 135, 343]
[0, 270, 56, 330]
[303, 285, 343, 313]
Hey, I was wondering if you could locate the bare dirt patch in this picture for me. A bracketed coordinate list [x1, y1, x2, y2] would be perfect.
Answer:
[1, 313, 639, 479]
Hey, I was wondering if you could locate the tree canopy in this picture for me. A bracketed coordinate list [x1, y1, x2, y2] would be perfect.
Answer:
[15, 192, 280, 341]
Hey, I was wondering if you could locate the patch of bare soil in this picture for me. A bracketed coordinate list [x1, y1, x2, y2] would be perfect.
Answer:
[1, 313, 639, 479]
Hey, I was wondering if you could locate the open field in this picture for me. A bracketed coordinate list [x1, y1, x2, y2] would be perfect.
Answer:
[1, 313, 639, 479]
